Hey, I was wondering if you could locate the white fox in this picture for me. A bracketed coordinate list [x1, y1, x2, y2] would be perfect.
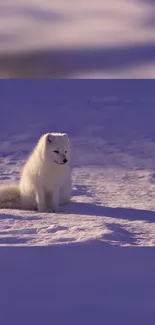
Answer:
[0, 133, 72, 212]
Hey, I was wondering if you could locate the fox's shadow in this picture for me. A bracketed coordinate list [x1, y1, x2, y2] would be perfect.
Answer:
[0, 213, 41, 221]
[65, 200, 155, 223]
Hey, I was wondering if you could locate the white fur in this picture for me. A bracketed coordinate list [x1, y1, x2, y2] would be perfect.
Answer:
[0, 133, 72, 212]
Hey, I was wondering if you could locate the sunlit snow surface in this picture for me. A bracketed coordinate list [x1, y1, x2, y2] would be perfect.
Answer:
[0, 80, 155, 246]
[0, 80, 155, 325]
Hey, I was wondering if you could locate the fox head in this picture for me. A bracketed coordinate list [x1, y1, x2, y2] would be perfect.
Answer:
[43, 132, 70, 165]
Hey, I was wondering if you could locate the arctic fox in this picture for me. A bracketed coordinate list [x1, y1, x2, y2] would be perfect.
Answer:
[0, 133, 72, 212]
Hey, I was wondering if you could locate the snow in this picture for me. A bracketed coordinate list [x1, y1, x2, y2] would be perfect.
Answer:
[1, 80, 155, 323]
[1, 79, 155, 245]
[1, 166, 155, 246]
[1, 0, 155, 77]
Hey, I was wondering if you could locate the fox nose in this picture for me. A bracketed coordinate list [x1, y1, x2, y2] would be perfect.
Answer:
[63, 159, 67, 163]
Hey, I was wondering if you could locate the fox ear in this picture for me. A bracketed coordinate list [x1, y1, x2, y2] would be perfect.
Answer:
[47, 133, 55, 143]
[63, 133, 69, 141]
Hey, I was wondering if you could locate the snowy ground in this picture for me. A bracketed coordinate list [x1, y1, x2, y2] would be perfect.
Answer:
[1, 80, 155, 247]
[1, 166, 155, 247]
[1, 0, 155, 77]
[1, 80, 155, 324]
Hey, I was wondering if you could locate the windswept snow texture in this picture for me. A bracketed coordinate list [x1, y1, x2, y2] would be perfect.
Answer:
[1, 80, 155, 247]
[1, 80, 155, 324]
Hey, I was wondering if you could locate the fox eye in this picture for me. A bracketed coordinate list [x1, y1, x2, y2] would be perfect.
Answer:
[54, 150, 59, 154]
